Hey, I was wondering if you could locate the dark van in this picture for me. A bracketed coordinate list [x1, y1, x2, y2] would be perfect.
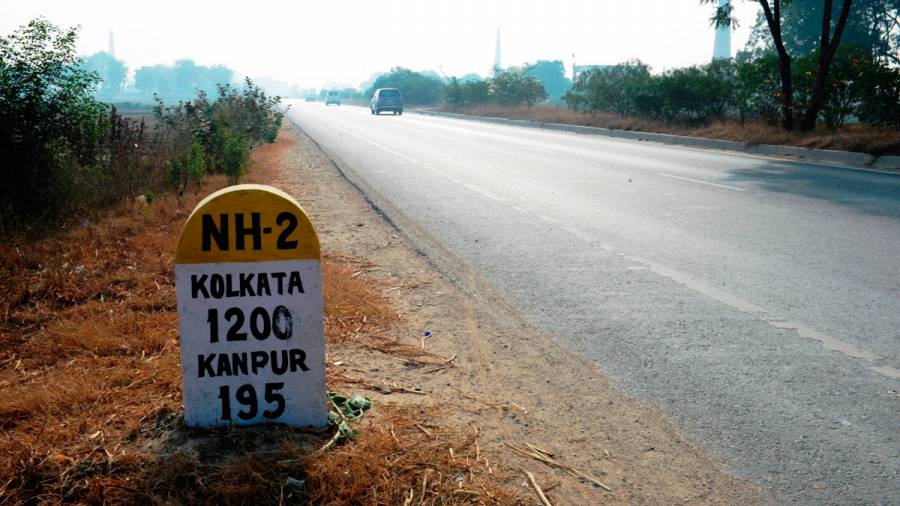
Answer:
[370, 88, 403, 115]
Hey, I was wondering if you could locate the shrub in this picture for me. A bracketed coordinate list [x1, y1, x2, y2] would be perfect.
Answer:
[220, 129, 251, 185]
[0, 18, 108, 228]
[443, 70, 546, 109]
[0, 18, 285, 232]
[187, 142, 206, 186]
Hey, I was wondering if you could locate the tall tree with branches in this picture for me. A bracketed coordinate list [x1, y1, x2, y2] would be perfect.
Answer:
[705, 0, 854, 131]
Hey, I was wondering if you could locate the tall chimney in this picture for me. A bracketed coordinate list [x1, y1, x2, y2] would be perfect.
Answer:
[108, 30, 116, 59]
[494, 28, 502, 72]
[712, 0, 732, 60]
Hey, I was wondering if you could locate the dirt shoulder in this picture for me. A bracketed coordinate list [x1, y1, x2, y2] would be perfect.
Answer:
[275, 120, 763, 504]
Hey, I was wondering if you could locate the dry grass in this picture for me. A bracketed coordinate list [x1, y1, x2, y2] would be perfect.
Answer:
[0, 137, 521, 504]
[447, 105, 900, 155]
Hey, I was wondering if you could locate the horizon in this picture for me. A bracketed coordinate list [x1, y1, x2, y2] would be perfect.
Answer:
[2, 0, 760, 90]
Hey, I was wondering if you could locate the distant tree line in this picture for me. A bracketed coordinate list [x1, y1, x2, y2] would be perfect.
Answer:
[562, 50, 898, 129]
[78, 51, 236, 103]
[360, 60, 571, 110]
[0, 19, 283, 231]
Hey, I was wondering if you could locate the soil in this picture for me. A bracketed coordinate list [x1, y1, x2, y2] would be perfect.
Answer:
[269, 120, 765, 505]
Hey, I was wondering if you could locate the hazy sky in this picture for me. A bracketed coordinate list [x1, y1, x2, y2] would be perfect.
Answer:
[3, 0, 760, 89]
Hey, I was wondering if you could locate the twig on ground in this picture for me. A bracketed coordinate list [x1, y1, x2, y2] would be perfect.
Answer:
[524, 470, 553, 506]
[505, 442, 612, 492]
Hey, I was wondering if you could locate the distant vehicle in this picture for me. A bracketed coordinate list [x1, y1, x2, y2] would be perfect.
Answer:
[305, 94, 316, 102]
[370, 88, 403, 115]
[325, 90, 341, 106]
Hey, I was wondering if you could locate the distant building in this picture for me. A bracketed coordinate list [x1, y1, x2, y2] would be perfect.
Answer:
[712, 0, 732, 59]
[108, 31, 115, 59]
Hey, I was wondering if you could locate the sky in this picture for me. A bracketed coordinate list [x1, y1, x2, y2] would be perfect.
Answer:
[2, 0, 761, 89]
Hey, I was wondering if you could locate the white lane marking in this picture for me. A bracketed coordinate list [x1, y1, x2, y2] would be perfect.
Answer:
[766, 320, 879, 360]
[524, 146, 558, 154]
[537, 214, 561, 224]
[560, 224, 595, 242]
[462, 184, 508, 203]
[870, 365, 900, 380]
[674, 205, 727, 211]
[329, 124, 420, 164]
[658, 173, 745, 192]
[617, 250, 893, 378]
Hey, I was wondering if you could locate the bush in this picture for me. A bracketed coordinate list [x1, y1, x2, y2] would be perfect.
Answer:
[562, 52, 898, 131]
[489, 69, 547, 108]
[220, 129, 251, 185]
[154, 77, 284, 185]
[0, 19, 108, 228]
[0, 18, 285, 232]
[443, 70, 546, 109]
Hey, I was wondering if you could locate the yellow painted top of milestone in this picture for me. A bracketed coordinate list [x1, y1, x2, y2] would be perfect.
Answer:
[176, 184, 320, 264]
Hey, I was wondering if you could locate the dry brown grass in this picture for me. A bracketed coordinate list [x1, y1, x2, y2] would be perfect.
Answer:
[0, 137, 521, 504]
[447, 105, 900, 155]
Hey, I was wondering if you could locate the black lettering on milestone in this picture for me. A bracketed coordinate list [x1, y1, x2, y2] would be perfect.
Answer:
[226, 274, 239, 297]
[288, 271, 304, 294]
[198, 354, 216, 377]
[271, 349, 288, 374]
[256, 273, 271, 297]
[209, 274, 224, 299]
[251, 350, 269, 374]
[289, 348, 310, 372]
[234, 213, 262, 251]
[216, 353, 233, 377]
[201, 214, 229, 252]
[272, 272, 286, 293]
[191, 274, 209, 299]
[239, 273, 256, 297]
[232, 352, 248, 376]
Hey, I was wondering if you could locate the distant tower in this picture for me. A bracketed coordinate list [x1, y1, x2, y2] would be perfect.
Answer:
[494, 28, 502, 72]
[108, 30, 116, 59]
[712, 0, 731, 59]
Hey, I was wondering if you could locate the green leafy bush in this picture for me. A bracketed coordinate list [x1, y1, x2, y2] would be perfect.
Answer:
[0, 18, 108, 228]
[0, 18, 284, 232]
[220, 129, 252, 185]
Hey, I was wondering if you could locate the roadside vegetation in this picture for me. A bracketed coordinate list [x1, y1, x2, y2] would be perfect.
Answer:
[0, 18, 283, 234]
[356, 2, 898, 154]
[0, 129, 523, 505]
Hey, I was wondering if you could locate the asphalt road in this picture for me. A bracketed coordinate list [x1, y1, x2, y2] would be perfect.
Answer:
[285, 102, 900, 504]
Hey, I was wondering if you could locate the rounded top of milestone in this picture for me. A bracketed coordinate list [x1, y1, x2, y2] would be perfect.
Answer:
[176, 184, 320, 264]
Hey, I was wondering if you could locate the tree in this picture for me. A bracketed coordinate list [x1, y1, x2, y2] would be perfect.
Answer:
[0, 18, 108, 223]
[490, 69, 548, 108]
[745, 0, 900, 65]
[365, 67, 445, 105]
[444, 77, 464, 109]
[706, 0, 854, 131]
[524, 60, 572, 101]
[80, 51, 127, 99]
[563, 61, 650, 117]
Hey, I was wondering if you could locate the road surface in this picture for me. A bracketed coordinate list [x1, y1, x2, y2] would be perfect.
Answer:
[285, 102, 900, 504]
